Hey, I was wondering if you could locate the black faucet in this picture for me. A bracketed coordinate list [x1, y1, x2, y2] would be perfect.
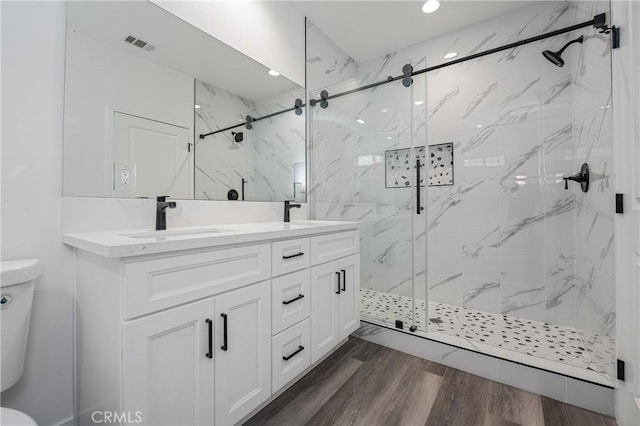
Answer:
[284, 200, 301, 223]
[156, 196, 177, 230]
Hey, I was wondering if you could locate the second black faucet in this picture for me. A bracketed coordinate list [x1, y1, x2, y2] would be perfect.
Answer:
[284, 200, 301, 223]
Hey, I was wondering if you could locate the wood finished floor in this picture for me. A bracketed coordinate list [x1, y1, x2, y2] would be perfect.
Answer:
[245, 338, 616, 426]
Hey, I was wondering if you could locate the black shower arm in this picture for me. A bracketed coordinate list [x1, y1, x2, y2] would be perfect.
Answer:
[556, 35, 584, 55]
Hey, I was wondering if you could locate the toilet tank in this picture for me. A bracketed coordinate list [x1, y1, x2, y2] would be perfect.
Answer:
[0, 259, 40, 392]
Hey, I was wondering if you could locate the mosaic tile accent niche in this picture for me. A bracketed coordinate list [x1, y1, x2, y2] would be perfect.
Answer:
[384, 146, 426, 188]
[427, 143, 454, 186]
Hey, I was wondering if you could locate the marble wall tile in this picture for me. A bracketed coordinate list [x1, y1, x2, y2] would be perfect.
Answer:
[545, 251, 577, 328]
[575, 259, 615, 336]
[502, 283, 547, 322]
[305, 19, 357, 91]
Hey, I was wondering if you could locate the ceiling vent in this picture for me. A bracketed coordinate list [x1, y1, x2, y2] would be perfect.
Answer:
[123, 34, 155, 53]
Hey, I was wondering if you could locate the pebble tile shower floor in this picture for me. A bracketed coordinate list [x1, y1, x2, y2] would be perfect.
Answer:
[360, 288, 615, 380]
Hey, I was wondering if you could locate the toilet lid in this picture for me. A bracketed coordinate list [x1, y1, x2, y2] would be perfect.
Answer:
[0, 407, 37, 425]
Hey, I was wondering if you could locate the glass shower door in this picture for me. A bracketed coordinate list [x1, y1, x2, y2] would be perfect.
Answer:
[310, 65, 422, 330]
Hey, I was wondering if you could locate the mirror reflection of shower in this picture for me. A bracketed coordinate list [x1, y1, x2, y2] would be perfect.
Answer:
[542, 35, 584, 67]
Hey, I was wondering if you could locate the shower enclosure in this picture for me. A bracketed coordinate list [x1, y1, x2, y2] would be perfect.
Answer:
[309, 0, 615, 385]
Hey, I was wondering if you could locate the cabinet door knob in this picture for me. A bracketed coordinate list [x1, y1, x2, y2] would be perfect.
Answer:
[221, 313, 228, 351]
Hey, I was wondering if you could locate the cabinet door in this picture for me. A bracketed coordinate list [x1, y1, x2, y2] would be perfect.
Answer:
[123, 298, 215, 426]
[310, 261, 340, 364]
[338, 254, 360, 340]
[214, 281, 271, 426]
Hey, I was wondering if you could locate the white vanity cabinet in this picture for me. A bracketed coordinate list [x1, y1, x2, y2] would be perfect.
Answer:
[214, 281, 271, 426]
[68, 222, 359, 426]
[122, 279, 271, 426]
[310, 254, 360, 363]
[122, 298, 215, 426]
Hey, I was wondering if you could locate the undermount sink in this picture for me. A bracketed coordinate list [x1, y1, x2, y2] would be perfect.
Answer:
[121, 228, 233, 239]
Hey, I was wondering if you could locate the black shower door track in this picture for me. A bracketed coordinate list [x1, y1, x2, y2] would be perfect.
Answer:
[309, 13, 612, 105]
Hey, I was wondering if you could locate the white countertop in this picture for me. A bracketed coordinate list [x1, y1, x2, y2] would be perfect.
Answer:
[62, 220, 359, 258]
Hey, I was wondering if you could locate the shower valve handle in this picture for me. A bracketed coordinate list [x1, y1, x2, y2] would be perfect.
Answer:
[563, 163, 590, 193]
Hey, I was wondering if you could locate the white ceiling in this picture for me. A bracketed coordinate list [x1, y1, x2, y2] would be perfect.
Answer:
[293, 1, 535, 63]
[67, 1, 301, 102]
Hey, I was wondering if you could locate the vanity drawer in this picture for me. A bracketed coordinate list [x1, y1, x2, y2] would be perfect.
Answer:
[272, 270, 311, 334]
[272, 238, 310, 277]
[272, 318, 311, 394]
[310, 230, 359, 266]
[123, 244, 271, 319]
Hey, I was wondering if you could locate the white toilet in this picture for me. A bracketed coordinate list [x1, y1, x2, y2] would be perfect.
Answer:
[0, 259, 40, 426]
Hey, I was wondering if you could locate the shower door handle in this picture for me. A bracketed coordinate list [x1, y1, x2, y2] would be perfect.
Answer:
[416, 159, 424, 214]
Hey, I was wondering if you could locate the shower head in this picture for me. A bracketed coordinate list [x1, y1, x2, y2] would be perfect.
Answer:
[542, 50, 565, 67]
[231, 131, 243, 143]
[542, 35, 584, 67]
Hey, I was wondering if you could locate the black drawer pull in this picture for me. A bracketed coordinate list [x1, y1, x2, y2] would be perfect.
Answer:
[283, 294, 305, 305]
[341, 269, 346, 291]
[205, 319, 213, 359]
[336, 271, 341, 294]
[221, 313, 228, 351]
[283, 345, 305, 361]
[282, 252, 304, 259]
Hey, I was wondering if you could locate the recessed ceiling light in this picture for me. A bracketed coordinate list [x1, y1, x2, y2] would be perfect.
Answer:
[357, 119, 365, 124]
[268, 69, 280, 77]
[444, 51, 458, 59]
[386, 136, 393, 140]
[414, 100, 424, 106]
[476, 124, 483, 128]
[195, 104, 201, 109]
[422, 0, 440, 14]
[381, 108, 388, 113]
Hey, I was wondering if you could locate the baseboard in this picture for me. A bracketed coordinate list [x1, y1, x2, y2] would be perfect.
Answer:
[356, 321, 615, 417]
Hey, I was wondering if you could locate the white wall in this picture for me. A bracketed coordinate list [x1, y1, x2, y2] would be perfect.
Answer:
[150, 0, 305, 87]
[64, 29, 194, 197]
[0, 2, 74, 425]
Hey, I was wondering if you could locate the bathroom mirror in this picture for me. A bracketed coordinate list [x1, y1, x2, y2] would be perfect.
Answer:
[63, 1, 306, 202]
